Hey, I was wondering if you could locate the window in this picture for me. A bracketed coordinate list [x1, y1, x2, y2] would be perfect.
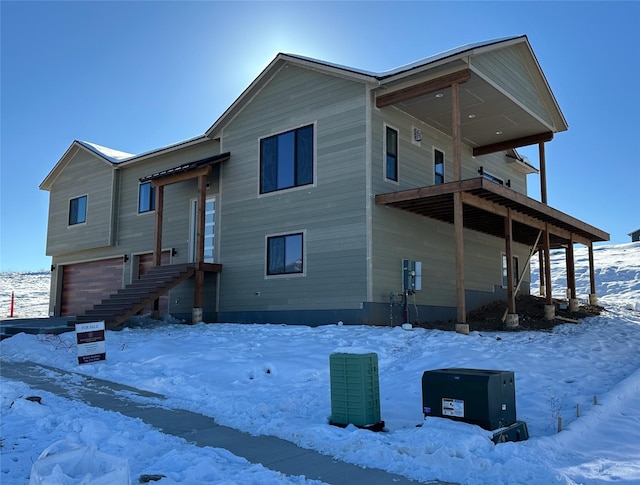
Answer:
[189, 197, 216, 263]
[267, 233, 303, 276]
[68, 195, 87, 225]
[260, 125, 314, 194]
[478, 167, 504, 185]
[138, 182, 156, 213]
[434, 148, 445, 185]
[385, 126, 398, 181]
[502, 254, 519, 287]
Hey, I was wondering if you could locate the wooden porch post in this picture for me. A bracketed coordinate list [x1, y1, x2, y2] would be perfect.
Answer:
[588, 242, 598, 305]
[539, 142, 548, 205]
[504, 208, 518, 327]
[543, 223, 555, 319]
[153, 184, 164, 267]
[452, 82, 467, 330]
[151, 184, 164, 319]
[538, 248, 546, 296]
[538, 141, 549, 307]
[193, 174, 207, 323]
[566, 234, 579, 311]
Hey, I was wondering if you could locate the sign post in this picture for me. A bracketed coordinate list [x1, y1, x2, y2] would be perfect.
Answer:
[76, 321, 106, 364]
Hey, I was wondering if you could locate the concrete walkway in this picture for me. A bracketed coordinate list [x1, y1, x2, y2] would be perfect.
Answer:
[1, 360, 447, 485]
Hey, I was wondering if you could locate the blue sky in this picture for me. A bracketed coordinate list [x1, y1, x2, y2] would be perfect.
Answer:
[1, 1, 639, 271]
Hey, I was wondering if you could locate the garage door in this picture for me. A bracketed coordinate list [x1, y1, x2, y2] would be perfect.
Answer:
[61, 257, 124, 316]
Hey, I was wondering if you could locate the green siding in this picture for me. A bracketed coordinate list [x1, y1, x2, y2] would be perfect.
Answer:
[370, 96, 532, 309]
[371, 204, 531, 309]
[46, 149, 115, 256]
[472, 47, 552, 127]
[218, 64, 369, 315]
[116, 140, 220, 283]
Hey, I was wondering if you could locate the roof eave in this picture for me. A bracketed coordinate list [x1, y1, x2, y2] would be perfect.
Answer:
[39, 141, 116, 191]
[206, 53, 378, 140]
[115, 134, 211, 167]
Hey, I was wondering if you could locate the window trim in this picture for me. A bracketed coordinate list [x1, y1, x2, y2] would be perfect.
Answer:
[258, 123, 316, 196]
[384, 124, 399, 183]
[433, 147, 445, 185]
[138, 181, 156, 214]
[501, 252, 520, 288]
[68, 194, 88, 226]
[265, 230, 306, 278]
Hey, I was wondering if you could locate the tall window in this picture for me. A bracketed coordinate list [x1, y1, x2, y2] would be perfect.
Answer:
[267, 233, 303, 276]
[138, 182, 156, 213]
[260, 125, 314, 194]
[385, 126, 398, 181]
[502, 254, 519, 287]
[190, 197, 216, 263]
[434, 148, 444, 185]
[68, 195, 87, 225]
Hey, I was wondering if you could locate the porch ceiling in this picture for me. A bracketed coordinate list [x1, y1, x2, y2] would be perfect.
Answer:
[376, 68, 555, 153]
[375, 178, 609, 248]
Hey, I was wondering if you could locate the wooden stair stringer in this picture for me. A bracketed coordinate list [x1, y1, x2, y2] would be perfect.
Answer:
[78, 264, 196, 328]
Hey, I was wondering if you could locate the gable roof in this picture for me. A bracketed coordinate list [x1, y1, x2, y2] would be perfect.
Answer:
[76, 140, 134, 163]
[40, 135, 213, 191]
[40, 140, 129, 191]
[206, 35, 565, 142]
[43, 36, 565, 192]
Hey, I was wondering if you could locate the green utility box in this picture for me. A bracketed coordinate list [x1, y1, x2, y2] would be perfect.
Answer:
[329, 352, 381, 428]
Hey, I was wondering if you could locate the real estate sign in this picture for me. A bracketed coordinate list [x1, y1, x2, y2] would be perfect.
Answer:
[76, 321, 106, 364]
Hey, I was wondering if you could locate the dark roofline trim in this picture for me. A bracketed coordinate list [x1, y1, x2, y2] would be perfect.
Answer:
[140, 152, 230, 183]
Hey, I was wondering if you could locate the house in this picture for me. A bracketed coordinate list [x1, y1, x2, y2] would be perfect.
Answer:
[630, 229, 640, 242]
[40, 35, 609, 329]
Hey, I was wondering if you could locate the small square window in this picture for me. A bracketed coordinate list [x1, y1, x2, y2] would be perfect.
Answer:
[267, 233, 303, 275]
[138, 182, 156, 213]
[69, 195, 87, 225]
[385, 126, 398, 181]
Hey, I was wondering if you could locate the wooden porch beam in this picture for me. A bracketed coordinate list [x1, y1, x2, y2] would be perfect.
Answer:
[376, 69, 471, 108]
[459, 191, 576, 241]
[472, 132, 553, 157]
[151, 165, 211, 188]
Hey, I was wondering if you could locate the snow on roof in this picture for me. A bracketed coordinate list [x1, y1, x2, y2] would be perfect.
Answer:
[284, 35, 525, 81]
[77, 140, 135, 163]
[376, 35, 524, 78]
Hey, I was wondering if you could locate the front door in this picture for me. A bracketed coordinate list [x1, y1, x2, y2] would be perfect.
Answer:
[189, 197, 216, 263]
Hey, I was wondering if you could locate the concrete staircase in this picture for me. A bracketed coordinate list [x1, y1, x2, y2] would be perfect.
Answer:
[76, 264, 196, 328]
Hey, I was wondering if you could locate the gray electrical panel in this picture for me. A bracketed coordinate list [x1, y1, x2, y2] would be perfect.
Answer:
[402, 259, 422, 291]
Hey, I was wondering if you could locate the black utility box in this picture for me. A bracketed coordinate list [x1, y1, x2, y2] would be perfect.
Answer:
[422, 368, 517, 431]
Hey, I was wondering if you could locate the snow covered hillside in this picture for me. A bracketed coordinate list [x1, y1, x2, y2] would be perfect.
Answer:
[1, 242, 639, 484]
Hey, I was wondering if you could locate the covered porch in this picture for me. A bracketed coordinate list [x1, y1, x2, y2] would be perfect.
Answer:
[376, 177, 609, 328]
[140, 152, 230, 323]
[373, 37, 609, 330]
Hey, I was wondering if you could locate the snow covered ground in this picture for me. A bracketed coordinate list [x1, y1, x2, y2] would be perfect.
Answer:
[1, 242, 639, 484]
